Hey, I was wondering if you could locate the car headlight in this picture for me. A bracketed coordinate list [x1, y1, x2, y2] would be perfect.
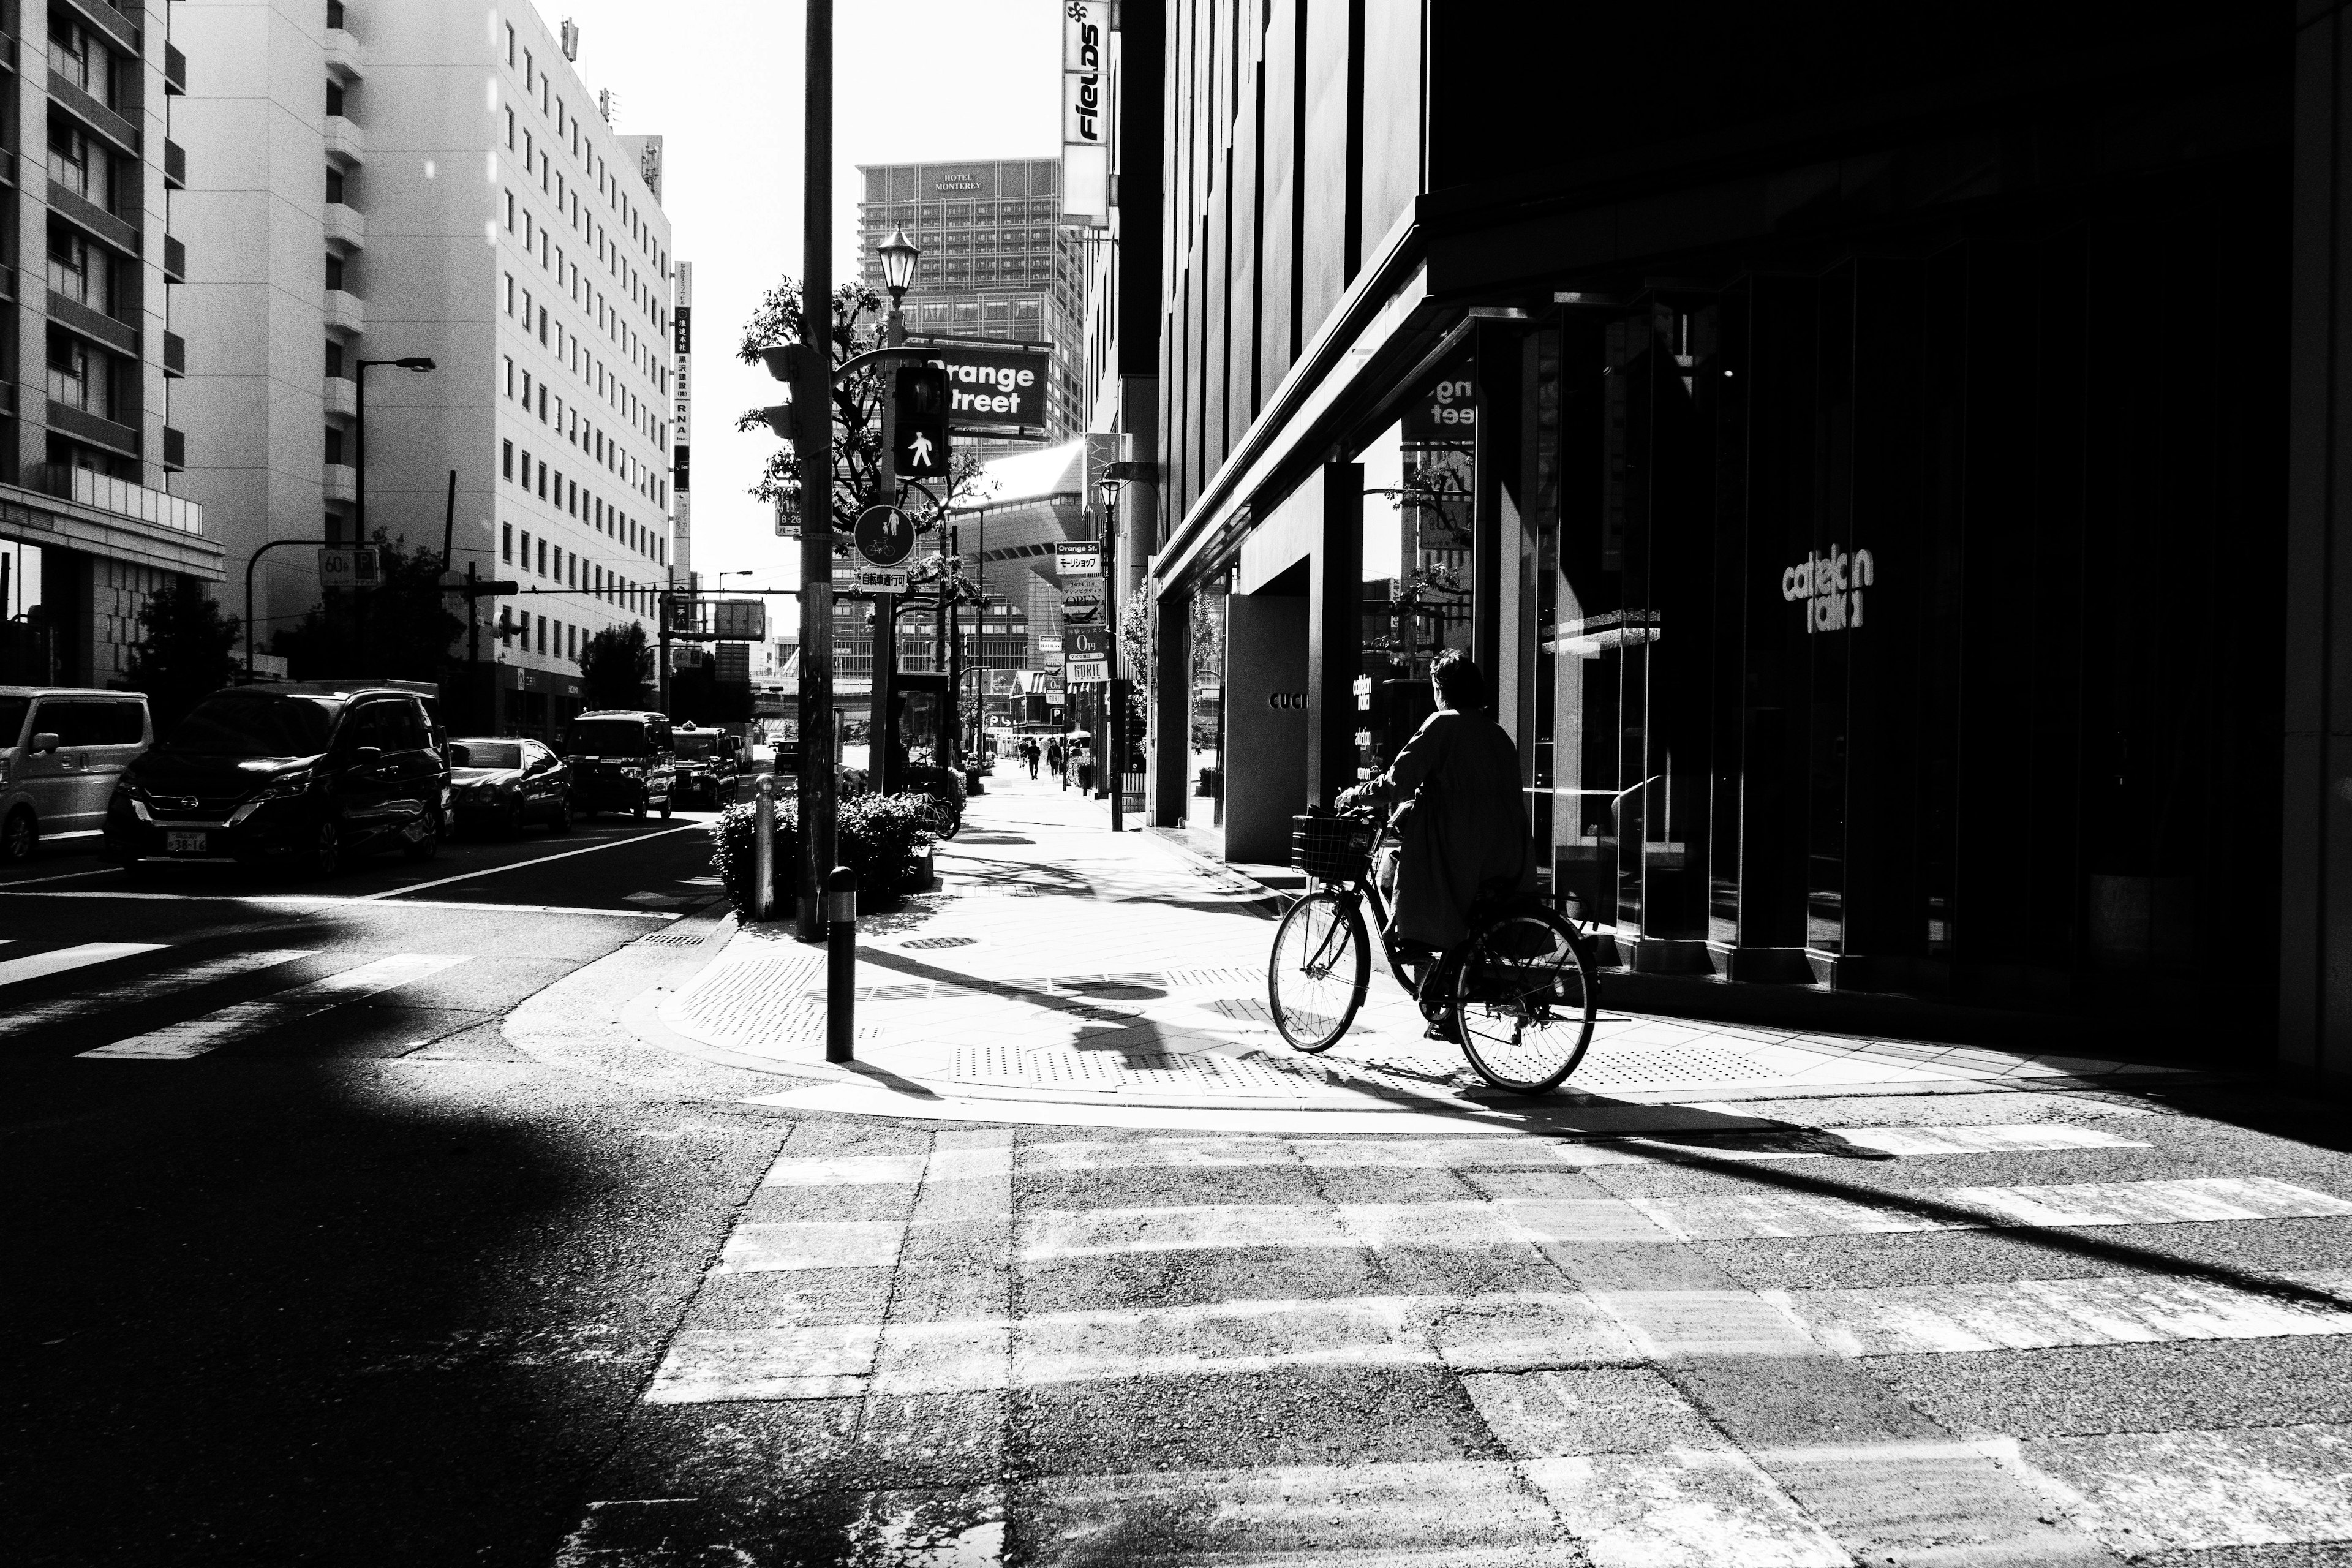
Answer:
[620, 765, 646, 779]
[252, 771, 313, 802]
[499, 780, 522, 796]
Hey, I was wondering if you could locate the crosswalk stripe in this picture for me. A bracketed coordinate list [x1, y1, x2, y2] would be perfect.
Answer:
[2010, 1422, 2352, 1553]
[1015, 1124, 2148, 1176]
[1765, 1271, 2352, 1355]
[761, 1153, 927, 1186]
[0, 941, 163, 988]
[0, 949, 311, 1040]
[1621, 1176, 2352, 1241]
[76, 954, 469, 1060]
[717, 1220, 906, 1272]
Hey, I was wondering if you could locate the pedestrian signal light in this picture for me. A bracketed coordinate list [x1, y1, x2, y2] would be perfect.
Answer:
[893, 365, 949, 478]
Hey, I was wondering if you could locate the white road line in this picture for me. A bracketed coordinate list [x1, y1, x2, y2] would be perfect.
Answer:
[761, 1153, 929, 1187]
[0, 891, 679, 918]
[1014, 1125, 2147, 1177]
[0, 865, 124, 888]
[2013, 1422, 2352, 1554]
[0, 949, 311, 1039]
[715, 1221, 907, 1272]
[1018, 1198, 1679, 1261]
[0, 941, 162, 988]
[1621, 1177, 2352, 1241]
[360, 824, 703, 902]
[1525, 1450, 1852, 1568]
[77, 953, 470, 1060]
[1767, 1272, 2352, 1356]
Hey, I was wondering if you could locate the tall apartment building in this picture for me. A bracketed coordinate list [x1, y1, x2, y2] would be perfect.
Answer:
[0, 0, 222, 688]
[855, 159, 1084, 443]
[176, 0, 676, 736]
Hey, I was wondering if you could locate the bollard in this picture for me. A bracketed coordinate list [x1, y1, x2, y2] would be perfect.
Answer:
[825, 864, 858, 1062]
[752, 775, 775, 921]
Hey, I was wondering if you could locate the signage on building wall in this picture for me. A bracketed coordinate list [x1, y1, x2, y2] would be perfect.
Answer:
[318, 546, 380, 589]
[1060, 0, 1110, 225]
[673, 260, 692, 573]
[1068, 658, 1109, 684]
[714, 643, 750, 684]
[1056, 541, 1101, 575]
[637, 135, 664, 202]
[934, 172, 981, 192]
[1065, 626, 1110, 656]
[1037, 636, 1063, 654]
[1782, 544, 1875, 633]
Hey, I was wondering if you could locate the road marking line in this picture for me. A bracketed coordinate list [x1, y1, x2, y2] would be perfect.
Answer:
[1621, 1176, 2352, 1241]
[0, 865, 124, 888]
[0, 890, 678, 918]
[362, 823, 704, 902]
[2012, 1422, 2352, 1553]
[761, 1153, 929, 1187]
[716, 1220, 907, 1272]
[0, 941, 163, 988]
[1765, 1271, 2352, 1355]
[645, 1324, 877, 1403]
[0, 949, 311, 1039]
[1525, 1450, 1852, 1568]
[78, 953, 470, 1060]
[1017, 1197, 1679, 1261]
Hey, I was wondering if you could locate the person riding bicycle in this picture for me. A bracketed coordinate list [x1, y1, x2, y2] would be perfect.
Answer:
[1336, 650, 1531, 1039]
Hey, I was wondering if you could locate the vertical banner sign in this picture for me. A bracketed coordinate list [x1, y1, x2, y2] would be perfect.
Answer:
[673, 261, 692, 576]
[1061, 1, 1110, 225]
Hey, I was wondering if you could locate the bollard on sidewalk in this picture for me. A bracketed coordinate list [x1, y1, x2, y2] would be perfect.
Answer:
[825, 865, 858, 1062]
[752, 775, 775, 921]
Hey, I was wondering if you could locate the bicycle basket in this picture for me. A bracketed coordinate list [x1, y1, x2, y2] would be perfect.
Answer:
[1291, 814, 1375, 881]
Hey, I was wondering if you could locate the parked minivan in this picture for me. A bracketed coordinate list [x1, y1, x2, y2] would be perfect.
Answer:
[105, 684, 448, 876]
[0, 687, 154, 862]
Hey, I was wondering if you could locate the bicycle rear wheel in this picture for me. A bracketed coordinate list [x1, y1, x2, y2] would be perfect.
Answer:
[1452, 908, 1597, 1094]
[1268, 891, 1370, 1052]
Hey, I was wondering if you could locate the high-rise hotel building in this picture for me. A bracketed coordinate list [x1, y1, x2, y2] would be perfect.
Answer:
[0, 0, 224, 689]
[177, 1, 676, 734]
[855, 159, 1084, 443]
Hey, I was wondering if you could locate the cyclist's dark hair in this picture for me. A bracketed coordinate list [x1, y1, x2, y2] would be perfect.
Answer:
[1430, 650, 1487, 710]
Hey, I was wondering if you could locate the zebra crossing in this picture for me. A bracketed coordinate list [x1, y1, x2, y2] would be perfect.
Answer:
[564, 1101, 2352, 1566]
[0, 936, 470, 1058]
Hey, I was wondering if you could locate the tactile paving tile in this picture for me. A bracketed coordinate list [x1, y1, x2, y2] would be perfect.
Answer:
[902, 936, 977, 950]
[1202, 997, 1279, 1025]
[1162, 967, 1265, 989]
[1567, 1045, 1773, 1087]
[678, 957, 825, 1038]
[953, 1044, 1030, 1082]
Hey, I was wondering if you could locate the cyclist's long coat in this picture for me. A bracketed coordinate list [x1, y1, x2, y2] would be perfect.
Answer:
[1376, 708, 1531, 948]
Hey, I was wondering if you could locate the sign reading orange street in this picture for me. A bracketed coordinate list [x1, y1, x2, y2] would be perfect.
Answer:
[909, 340, 1052, 432]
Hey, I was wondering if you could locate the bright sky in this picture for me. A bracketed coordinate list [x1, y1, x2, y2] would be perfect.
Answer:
[530, 0, 1061, 604]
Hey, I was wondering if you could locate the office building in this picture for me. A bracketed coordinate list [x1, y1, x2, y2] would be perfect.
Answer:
[176, 0, 676, 734]
[0, 0, 222, 687]
[855, 159, 1084, 444]
[1091, 1, 2337, 1070]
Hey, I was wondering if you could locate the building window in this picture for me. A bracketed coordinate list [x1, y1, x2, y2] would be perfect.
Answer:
[329, 1, 347, 29]
[502, 521, 513, 561]
[325, 165, 345, 205]
[538, 307, 549, 345]
[505, 107, 516, 151]
[537, 538, 547, 577]
[505, 355, 514, 398]
[324, 426, 342, 464]
[47, 123, 104, 207]
[50, 21, 112, 110]
[46, 227, 100, 309]
[536, 614, 546, 655]
[325, 79, 345, 118]
[537, 385, 547, 421]
[325, 252, 345, 292]
[504, 272, 514, 312]
[537, 464, 548, 501]
[505, 190, 515, 230]
[45, 331, 99, 414]
[326, 340, 344, 378]
[506, 22, 516, 66]
[503, 440, 514, 480]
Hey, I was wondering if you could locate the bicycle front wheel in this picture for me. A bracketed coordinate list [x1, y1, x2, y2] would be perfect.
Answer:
[1268, 891, 1370, 1053]
[1452, 908, 1597, 1094]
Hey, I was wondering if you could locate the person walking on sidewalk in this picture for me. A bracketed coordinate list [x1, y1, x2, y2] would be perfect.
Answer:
[1076, 739, 1096, 795]
[1337, 649, 1531, 1040]
[1047, 737, 1066, 788]
[1022, 737, 1040, 778]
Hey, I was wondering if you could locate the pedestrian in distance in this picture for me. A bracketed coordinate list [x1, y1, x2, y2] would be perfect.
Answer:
[1026, 738, 1041, 778]
[1336, 650, 1532, 1042]
[1076, 741, 1096, 795]
[1048, 738, 1066, 788]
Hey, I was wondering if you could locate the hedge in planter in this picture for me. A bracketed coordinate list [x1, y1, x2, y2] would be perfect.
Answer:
[710, 793, 938, 920]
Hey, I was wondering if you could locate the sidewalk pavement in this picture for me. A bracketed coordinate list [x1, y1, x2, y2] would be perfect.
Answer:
[640, 769, 2201, 1133]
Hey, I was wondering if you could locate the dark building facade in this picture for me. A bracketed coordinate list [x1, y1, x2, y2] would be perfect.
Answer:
[1112, 2, 2322, 1071]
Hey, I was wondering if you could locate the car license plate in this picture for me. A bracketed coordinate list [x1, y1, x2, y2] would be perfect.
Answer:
[165, 830, 208, 854]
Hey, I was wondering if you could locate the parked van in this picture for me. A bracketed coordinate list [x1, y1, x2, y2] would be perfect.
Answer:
[559, 710, 676, 818]
[0, 687, 154, 862]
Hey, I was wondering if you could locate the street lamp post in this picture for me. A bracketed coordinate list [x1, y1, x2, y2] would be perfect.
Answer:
[869, 227, 922, 795]
[352, 355, 434, 673]
[878, 227, 920, 349]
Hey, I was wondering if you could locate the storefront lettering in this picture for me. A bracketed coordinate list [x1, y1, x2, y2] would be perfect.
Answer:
[1268, 692, 1308, 710]
[1781, 545, 1875, 633]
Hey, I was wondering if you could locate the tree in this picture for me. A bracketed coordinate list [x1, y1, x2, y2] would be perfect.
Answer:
[270, 530, 466, 683]
[125, 579, 241, 731]
[578, 622, 654, 710]
[734, 276, 993, 550]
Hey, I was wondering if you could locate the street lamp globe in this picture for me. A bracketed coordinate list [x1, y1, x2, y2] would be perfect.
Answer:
[876, 227, 921, 306]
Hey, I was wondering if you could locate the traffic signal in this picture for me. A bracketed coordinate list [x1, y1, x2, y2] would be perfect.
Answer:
[893, 364, 949, 479]
[494, 607, 520, 644]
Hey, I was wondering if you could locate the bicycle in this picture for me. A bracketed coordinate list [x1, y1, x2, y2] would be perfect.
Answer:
[1267, 806, 1600, 1094]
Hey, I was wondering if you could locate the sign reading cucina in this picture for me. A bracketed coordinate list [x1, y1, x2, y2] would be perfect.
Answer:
[1782, 544, 1876, 633]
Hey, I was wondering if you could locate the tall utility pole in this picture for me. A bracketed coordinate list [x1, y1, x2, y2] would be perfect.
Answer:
[796, 0, 836, 941]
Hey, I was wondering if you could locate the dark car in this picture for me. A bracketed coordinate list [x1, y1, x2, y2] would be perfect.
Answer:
[670, 724, 741, 808]
[105, 686, 448, 876]
[448, 737, 571, 836]
[559, 710, 675, 819]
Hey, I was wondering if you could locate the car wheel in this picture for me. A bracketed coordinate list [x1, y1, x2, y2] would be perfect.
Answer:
[660, 793, 673, 821]
[404, 808, 443, 861]
[502, 801, 525, 839]
[633, 797, 647, 821]
[307, 820, 342, 879]
[0, 807, 35, 865]
[549, 796, 573, 834]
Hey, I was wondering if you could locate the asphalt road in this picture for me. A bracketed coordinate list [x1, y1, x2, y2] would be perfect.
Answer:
[0, 802, 794, 1567]
[9, 802, 2352, 1567]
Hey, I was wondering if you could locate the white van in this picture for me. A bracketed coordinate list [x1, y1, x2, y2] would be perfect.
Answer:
[0, 688, 154, 862]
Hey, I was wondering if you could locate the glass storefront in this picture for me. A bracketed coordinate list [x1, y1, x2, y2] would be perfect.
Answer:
[1185, 572, 1226, 830]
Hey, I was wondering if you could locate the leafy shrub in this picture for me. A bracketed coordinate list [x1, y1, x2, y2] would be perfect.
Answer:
[710, 791, 937, 921]
[898, 763, 965, 835]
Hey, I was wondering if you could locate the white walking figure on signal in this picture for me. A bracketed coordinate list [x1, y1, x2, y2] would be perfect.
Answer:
[907, 431, 935, 469]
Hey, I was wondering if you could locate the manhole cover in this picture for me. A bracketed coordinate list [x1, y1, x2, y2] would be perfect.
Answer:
[905, 936, 976, 950]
